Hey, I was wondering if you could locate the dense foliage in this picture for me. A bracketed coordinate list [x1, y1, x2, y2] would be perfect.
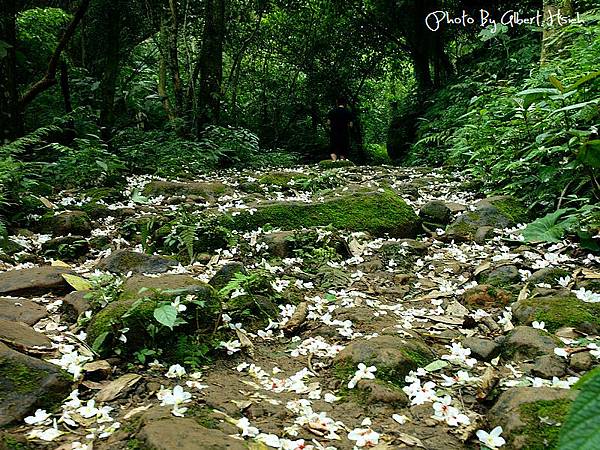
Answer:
[0, 0, 599, 242]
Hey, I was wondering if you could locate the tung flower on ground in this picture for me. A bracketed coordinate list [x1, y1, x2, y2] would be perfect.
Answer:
[347, 418, 380, 447]
[476, 426, 506, 449]
[348, 363, 377, 389]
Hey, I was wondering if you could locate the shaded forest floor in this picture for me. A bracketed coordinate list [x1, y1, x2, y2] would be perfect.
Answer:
[1, 163, 599, 450]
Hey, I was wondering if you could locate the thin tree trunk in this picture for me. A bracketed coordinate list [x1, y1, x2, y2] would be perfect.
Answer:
[196, 0, 226, 132]
[160, 0, 183, 116]
[98, 0, 121, 141]
[0, 0, 23, 143]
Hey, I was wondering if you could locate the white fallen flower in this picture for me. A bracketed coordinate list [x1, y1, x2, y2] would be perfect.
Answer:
[348, 363, 377, 389]
[24, 409, 51, 425]
[166, 363, 187, 378]
[476, 426, 506, 449]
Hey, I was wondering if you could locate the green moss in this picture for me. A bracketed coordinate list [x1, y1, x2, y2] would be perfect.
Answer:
[318, 160, 355, 169]
[187, 405, 219, 429]
[258, 172, 303, 187]
[0, 359, 70, 410]
[1, 434, 34, 450]
[126, 439, 144, 450]
[142, 181, 229, 198]
[514, 399, 572, 450]
[229, 189, 420, 238]
[523, 297, 600, 332]
[491, 198, 529, 224]
[400, 347, 436, 369]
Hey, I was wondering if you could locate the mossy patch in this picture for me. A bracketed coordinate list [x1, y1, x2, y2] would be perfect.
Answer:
[86, 284, 219, 356]
[0, 434, 34, 450]
[513, 296, 600, 333]
[513, 399, 572, 450]
[229, 189, 420, 238]
[258, 172, 303, 187]
[142, 181, 229, 199]
[187, 405, 219, 429]
[491, 198, 529, 224]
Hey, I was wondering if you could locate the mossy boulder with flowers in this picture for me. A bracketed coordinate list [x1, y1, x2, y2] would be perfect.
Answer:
[333, 335, 436, 387]
[229, 189, 420, 238]
[512, 295, 600, 334]
[86, 279, 219, 356]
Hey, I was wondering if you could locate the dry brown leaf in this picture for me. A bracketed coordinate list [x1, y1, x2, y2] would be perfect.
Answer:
[397, 432, 425, 448]
[474, 261, 491, 276]
[517, 283, 530, 302]
[235, 328, 255, 357]
[477, 366, 499, 400]
[283, 301, 309, 333]
[582, 268, 600, 279]
[95, 373, 142, 402]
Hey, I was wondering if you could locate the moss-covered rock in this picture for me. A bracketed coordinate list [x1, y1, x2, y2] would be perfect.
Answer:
[40, 210, 92, 237]
[529, 268, 571, 286]
[488, 387, 576, 450]
[0, 342, 71, 426]
[446, 196, 529, 241]
[318, 160, 355, 169]
[258, 171, 304, 187]
[333, 335, 436, 387]
[142, 181, 230, 200]
[95, 250, 178, 275]
[229, 189, 420, 238]
[119, 274, 213, 300]
[87, 278, 219, 354]
[512, 296, 600, 334]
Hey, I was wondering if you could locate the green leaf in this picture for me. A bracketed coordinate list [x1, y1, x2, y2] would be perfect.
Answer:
[131, 190, 149, 204]
[96, 159, 108, 171]
[62, 274, 92, 291]
[557, 369, 600, 449]
[92, 331, 109, 353]
[522, 209, 578, 243]
[578, 141, 600, 168]
[567, 71, 600, 91]
[153, 304, 178, 329]
[424, 360, 449, 372]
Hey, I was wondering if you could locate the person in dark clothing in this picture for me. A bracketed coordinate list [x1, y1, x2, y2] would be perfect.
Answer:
[327, 97, 353, 161]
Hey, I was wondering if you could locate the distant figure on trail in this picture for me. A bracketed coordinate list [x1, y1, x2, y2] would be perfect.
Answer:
[327, 97, 353, 161]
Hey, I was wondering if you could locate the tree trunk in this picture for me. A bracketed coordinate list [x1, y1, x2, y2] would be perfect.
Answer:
[0, 0, 23, 143]
[159, 0, 183, 117]
[541, 0, 573, 64]
[196, 0, 226, 132]
[98, 1, 121, 141]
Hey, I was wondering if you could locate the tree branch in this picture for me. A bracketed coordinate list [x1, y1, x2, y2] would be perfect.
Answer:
[19, 0, 91, 109]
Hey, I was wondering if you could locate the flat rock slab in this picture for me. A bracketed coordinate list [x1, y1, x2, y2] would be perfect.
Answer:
[138, 418, 247, 450]
[0, 319, 53, 353]
[142, 181, 231, 200]
[95, 249, 178, 275]
[0, 342, 71, 426]
[0, 297, 47, 325]
[0, 267, 74, 297]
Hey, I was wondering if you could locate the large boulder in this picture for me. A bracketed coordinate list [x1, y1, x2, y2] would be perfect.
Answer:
[446, 196, 528, 242]
[137, 414, 246, 450]
[488, 387, 576, 449]
[142, 181, 231, 201]
[0, 342, 71, 426]
[0, 266, 74, 296]
[512, 296, 600, 334]
[258, 171, 305, 187]
[41, 235, 90, 261]
[87, 277, 218, 355]
[120, 274, 211, 300]
[230, 189, 420, 238]
[334, 335, 436, 385]
[40, 211, 92, 237]
[0, 297, 47, 325]
[95, 250, 178, 275]
[208, 263, 247, 291]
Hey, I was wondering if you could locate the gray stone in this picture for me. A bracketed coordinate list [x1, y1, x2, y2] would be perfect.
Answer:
[95, 250, 178, 275]
[0, 266, 74, 296]
[462, 337, 500, 361]
[419, 201, 452, 225]
[41, 210, 92, 237]
[502, 326, 561, 361]
[0, 297, 47, 325]
[482, 265, 520, 287]
[138, 417, 246, 450]
[41, 235, 90, 260]
[0, 319, 53, 353]
[570, 351, 594, 372]
[60, 291, 92, 322]
[0, 342, 71, 426]
[209, 263, 247, 291]
[531, 355, 567, 378]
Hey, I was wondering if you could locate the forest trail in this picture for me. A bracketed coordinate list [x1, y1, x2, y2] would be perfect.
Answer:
[1, 163, 599, 450]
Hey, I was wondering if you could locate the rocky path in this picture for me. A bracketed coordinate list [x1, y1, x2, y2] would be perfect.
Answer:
[1, 163, 599, 450]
